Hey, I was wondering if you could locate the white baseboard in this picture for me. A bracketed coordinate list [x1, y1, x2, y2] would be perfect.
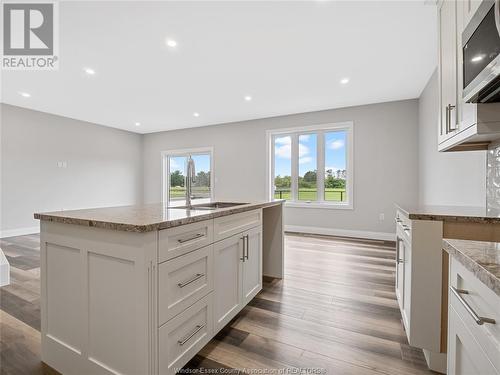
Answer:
[0, 226, 40, 239]
[285, 225, 395, 242]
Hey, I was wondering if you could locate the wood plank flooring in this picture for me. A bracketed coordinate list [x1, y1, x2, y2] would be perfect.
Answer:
[0, 233, 435, 375]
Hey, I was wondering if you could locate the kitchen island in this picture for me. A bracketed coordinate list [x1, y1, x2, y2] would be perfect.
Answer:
[34, 200, 284, 375]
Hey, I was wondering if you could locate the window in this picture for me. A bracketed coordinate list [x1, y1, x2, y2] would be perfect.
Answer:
[162, 148, 213, 206]
[268, 122, 353, 208]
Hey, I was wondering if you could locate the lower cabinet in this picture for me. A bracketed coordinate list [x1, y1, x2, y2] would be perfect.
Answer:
[447, 305, 498, 375]
[159, 294, 213, 375]
[214, 226, 262, 332]
[447, 257, 500, 375]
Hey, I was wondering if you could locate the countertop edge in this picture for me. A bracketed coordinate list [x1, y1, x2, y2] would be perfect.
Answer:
[395, 203, 500, 224]
[34, 201, 284, 233]
[443, 239, 500, 297]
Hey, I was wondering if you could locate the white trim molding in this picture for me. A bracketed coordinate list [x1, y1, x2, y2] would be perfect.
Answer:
[285, 225, 395, 242]
[266, 121, 354, 209]
[0, 226, 40, 239]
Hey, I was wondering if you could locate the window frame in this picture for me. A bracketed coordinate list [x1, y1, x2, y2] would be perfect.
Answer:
[161, 147, 214, 206]
[266, 122, 354, 209]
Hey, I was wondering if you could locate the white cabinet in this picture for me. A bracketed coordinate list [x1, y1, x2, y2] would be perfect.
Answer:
[447, 256, 500, 375]
[394, 210, 445, 373]
[437, 0, 500, 151]
[447, 305, 498, 375]
[242, 226, 263, 305]
[214, 225, 263, 331]
[438, 0, 459, 145]
[213, 233, 243, 331]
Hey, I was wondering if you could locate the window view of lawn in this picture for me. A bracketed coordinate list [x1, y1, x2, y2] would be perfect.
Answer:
[274, 188, 347, 201]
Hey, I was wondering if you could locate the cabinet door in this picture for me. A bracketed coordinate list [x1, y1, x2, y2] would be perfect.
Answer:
[402, 239, 412, 331]
[438, 0, 458, 144]
[395, 237, 404, 310]
[242, 226, 262, 305]
[447, 305, 498, 375]
[213, 233, 243, 332]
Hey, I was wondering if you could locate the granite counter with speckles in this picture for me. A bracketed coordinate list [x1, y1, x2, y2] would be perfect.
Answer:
[34, 201, 284, 233]
[396, 204, 500, 224]
[443, 239, 500, 296]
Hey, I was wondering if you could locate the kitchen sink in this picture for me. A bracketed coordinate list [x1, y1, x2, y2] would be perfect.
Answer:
[170, 202, 249, 210]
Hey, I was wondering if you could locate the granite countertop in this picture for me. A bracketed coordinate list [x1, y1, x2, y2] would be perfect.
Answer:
[34, 200, 284, 233]
[443, 239, 500, 296]
[395, 204, 500, 224]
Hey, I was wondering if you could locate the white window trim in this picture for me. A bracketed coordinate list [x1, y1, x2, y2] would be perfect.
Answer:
[161, 147, 214, 206]
[266, 122, 354, 210]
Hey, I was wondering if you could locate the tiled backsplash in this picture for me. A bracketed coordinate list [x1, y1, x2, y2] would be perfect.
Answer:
[487, 143, 500, 216]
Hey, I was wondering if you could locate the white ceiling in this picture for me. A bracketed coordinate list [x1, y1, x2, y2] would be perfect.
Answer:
[1, 1, 437, 134]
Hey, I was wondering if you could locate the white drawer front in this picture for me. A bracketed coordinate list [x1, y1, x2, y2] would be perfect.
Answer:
[159, 293, 213, 375]
[159, 245, 214, 325]
[214, 209, 262, 242]
[159, 220, 213, 262]
[449, 257, 500, 372]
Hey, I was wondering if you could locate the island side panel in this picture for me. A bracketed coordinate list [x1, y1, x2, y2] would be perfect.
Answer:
[40, 221, 158, 375]
[262, 204, 284, 279]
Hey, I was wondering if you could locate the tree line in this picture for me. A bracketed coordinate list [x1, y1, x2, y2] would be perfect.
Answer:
[274, 170, 346, 190]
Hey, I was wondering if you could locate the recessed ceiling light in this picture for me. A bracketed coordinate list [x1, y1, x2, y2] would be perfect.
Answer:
[135, 122, 141, 127]
[193, 112, 200, 117]
[166, 39, 177, 48]
[84, 67, 95, 75]
[19, 92, 31, 98]
[244, 95, 252, 101]
[340, 78, 350, 84]
[471, 55, 483, 62]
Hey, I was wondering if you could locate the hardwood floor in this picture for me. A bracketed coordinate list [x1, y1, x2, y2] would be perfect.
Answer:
[0, 233, 435, 375]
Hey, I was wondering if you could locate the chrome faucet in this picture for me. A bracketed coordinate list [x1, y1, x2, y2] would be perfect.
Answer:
[186, 157, 196, 208]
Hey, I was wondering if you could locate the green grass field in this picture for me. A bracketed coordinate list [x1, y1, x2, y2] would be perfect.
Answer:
[169, 187, 209, 199]
[274, 188, 346, 201]
[170, 187, 346, 202]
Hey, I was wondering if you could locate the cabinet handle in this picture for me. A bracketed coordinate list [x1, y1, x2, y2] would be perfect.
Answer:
[446, 104, 456, 133]
[450, 287, 496, 325]
[177, 324, 205, 346]
[178, 233, 204, 244]
[177, 273, 204, 288]
[240, 236, 246, 262]
[396, 238, 403, 264]
[245, 235, 249, 260]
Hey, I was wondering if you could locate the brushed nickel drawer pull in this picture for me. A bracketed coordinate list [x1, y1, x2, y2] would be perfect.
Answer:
[450, 287, 496, 325]
[177, 273, 204, 288]
[244, 235, 249, 260]
[240, 236, 246, 262]
[178, 324, 205, 346]
[178, 233, 204, 244]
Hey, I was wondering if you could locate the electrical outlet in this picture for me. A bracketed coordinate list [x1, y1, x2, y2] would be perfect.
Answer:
[379, 213, 385, 221]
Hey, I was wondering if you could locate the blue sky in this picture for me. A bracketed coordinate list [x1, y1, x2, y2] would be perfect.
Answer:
[274, 131, 346, 177]
[169, 154, 210, 174]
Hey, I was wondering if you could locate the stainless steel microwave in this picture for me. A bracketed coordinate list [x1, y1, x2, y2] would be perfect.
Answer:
[462, 0, 500, 103]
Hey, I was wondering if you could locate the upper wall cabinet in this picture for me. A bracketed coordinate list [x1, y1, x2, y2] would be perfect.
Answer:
[437, 0, 500, 152]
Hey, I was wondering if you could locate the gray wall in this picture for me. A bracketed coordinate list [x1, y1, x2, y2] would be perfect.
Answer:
[143, 99, 419, 237]
[0, 104, 143, 234]
[417, 70, 486, 207]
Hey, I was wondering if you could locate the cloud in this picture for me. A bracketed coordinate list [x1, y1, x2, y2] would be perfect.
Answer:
[275, 144, 291, 159]
[275, 136, 291, 145]
[299, 143, 309, 157]
[329, 139, 345, 150]
[275, 136, 310, 159]
[299, 156, 312, 165]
